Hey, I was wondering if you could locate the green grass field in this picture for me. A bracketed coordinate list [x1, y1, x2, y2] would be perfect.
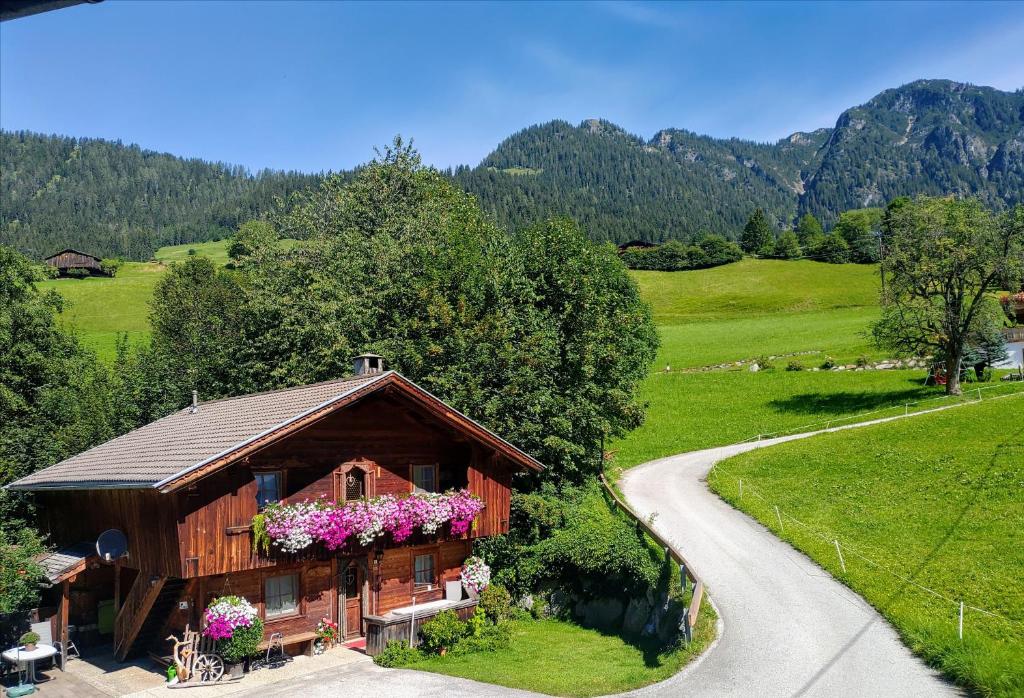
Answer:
[605, 258, 954, 471]
[406, 608, 716, 697]
[37, 261, 164, 360]
[153, 238, 233, 265]
[633, 258, 879, 324]
[40, 239, 302, 360]
[707, 395, 1024, 697]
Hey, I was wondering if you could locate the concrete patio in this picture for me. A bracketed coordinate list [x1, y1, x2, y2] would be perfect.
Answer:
[3, 645, 369, 698]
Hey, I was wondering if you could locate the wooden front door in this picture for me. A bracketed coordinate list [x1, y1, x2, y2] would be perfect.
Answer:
[340, 562, 364, 640]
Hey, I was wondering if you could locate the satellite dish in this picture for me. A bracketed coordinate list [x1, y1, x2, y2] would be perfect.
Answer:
[96, 529, 129, 563]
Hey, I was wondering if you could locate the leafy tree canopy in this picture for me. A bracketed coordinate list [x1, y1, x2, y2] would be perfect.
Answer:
[872, 197, 1024, 394]
[141, 139, 658, 484]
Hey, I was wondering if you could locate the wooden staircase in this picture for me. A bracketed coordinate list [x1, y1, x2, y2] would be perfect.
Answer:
[114, 574, 185, 661]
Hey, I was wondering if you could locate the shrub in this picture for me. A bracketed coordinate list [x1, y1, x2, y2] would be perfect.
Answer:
[814, 234, 851, 264]
[855, 355, 871, 368]
[696, 234, 743, 267]
[373, 640, 421, 667]
[773, 231, 801, 259]
[479, 584, 513, 624]
[187, 248, 197, 256]
[19, 631, 40, 646]
[100, 258, 123, 277]
[821, 356, 836, 369]
[466, 607, 488, 637]
[449, 623, 512, 656]
[620, 237, 741, 271]
[419, 610, 467, 654]
[220, 617, 263, 663]
[786, 360, 804, 371]
[66, 267, 90, 279]
[753, 354, 774, 370]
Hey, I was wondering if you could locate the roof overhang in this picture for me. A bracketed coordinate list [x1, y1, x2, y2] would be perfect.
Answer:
[155, 371, 543, 493]
[1, 0, 98, 22]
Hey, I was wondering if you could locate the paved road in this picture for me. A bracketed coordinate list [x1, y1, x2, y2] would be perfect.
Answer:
[618, 430, 963, 698]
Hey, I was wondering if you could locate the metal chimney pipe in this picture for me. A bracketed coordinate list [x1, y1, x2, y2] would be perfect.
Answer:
[190, 390, 199, 414]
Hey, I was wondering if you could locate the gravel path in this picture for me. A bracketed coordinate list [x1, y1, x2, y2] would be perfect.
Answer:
[617, 420, 964, 697]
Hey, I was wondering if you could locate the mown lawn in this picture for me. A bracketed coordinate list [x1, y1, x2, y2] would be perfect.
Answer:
[406, 606, 716, 697]
[706, 395, 1024, 697]
[37, 261, 164, 360]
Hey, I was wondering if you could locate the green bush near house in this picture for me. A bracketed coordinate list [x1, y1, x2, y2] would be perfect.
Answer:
[373, 640, 421, 667]
[419, 610, 468, 654]
[478, 584, 512, 624]
[220, 618, 264, 664]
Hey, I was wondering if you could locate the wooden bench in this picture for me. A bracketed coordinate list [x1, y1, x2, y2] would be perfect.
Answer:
[257, 631, 318, 657]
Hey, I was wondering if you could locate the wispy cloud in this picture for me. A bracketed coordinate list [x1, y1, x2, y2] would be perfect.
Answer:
[595, 1, 686, 30]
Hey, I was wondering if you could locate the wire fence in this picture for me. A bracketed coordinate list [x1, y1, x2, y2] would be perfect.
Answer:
[708, 454, 1024, 641]
[737, 380, 1024, 444]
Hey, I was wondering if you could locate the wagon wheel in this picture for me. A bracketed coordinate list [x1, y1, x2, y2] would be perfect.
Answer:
[195, 653, 224, 683]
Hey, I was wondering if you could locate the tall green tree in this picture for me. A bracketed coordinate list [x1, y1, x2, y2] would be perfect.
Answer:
[741, 209, 775, 255]
[872, 198, 1024, 395]
[795, 213, 824, 246]
[144, 140, 658, 483]
[147, 256, 246, 407]
[833, 208, 883, 263]
[0, 246, 122, 611]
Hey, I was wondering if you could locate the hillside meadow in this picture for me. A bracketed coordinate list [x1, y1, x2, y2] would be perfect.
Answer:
[606, 258, 978, 472]
[708, 396, 1024, 696]
[39, 253, 969, 463]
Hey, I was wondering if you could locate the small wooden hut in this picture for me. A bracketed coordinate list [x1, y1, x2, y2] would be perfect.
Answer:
[44, 248, 104, 276]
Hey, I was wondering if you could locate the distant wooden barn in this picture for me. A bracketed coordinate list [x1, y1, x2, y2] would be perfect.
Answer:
[45, 248, 104, 276]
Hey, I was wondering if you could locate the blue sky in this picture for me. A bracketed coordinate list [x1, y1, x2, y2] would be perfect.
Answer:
[2, 1, 1022, 173]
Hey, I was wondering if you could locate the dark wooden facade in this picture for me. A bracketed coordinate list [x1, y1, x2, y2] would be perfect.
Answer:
[35, 387, 527, 657]
[44, 248, 103, 276]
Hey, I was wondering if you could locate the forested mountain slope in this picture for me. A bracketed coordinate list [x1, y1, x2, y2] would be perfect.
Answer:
[0, 131, 320, 259]
[3, 80, 1022, 256]
[458, 80, 1024, 240]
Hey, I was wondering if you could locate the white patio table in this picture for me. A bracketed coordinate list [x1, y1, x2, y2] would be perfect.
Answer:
[2, 643, 58, 685]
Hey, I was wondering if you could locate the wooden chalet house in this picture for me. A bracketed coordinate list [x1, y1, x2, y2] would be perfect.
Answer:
[43, 248, 104, 276]
[9, 356, 542, 660]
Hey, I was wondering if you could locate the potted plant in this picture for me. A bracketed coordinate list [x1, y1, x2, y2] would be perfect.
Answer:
[315, 617, 338, 654]
[19, 631, 40, 651]
[460, 556, 490, 600]
[203, 595, 260, 678]
[221, 619, 263, 677]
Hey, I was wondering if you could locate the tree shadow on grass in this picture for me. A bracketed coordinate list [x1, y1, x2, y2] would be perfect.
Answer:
[768, 385, 935, 415]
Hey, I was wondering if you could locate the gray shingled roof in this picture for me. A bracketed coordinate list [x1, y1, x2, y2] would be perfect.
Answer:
[9, 373, 386, 490]
[37, 542, 96, 584]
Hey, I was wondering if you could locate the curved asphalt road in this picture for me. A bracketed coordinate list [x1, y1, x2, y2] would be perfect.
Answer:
[619, 429, 963, 698]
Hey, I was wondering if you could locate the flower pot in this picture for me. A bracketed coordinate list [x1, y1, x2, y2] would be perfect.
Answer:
[466, 587, 479, 600]
[24, 643, 36, 652]
[227, 662, 244, 679]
